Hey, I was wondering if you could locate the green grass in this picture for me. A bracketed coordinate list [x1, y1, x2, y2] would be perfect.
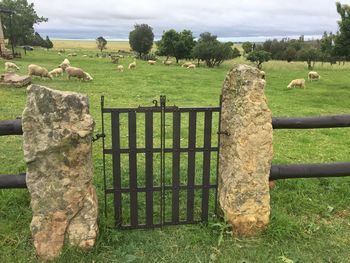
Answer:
[1, 48, 350, 262]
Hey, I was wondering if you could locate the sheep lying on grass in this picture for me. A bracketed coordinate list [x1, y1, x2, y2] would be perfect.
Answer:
[181, 62, 193, 68]
[186, 64, 196, 69]
[5, 62, 20, 72]
[49, 68, 63, 77]
[128, 61, 136, 70]
[148, 60, 156, 65]
[287, 79, 305, 89]
[308, 71, 320, 81]
[59, 58, 71, 71]
[117, 65, 124, 72]
[163, 60, 172, 66]
[66, 66, 93, 81]
[28, 64, 52, 79]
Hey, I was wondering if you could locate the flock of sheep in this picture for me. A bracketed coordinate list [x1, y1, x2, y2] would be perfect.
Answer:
[287, 71, 321, 89]
[4, 56, 321, 89]
[4, 59, 93, 81]
[115, 59, 197, 72]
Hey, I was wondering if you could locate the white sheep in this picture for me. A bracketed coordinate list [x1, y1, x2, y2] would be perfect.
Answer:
[28, 64, 52, 79]
[163, 60, 172, 66]
[182, 62, 193, 68]
[59, 58, 71, 71]
[128, 61, 136, 70]
[287, 79, 305, 89]
[260, 70, 266, 79]
[5, 62, 20, 72]
[49, 68, 63, 77]
[66, 66, 93, 81]
[186, 64, 196, 69]
[148, 60, 156, 65]
[308, 71, 320, 81]
[117, 65, 124, 72]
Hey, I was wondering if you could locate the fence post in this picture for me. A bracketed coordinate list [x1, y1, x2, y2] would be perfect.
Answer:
[218, 64, 273, 236]
[22, 85, 98, 260]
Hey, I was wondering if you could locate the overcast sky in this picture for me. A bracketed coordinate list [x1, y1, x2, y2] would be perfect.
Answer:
[31, 0, 349, 41]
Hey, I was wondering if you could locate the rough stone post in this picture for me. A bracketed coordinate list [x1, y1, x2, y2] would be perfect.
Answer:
[0, 17, 6, 53]
[218, 64, 273, 236]
[22, 85, 98, 260]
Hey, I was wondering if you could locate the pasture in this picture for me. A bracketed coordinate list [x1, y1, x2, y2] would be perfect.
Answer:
[1, 43, 350, 262]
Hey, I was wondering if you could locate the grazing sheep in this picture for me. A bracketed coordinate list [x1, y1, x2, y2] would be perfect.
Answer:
[182, 62, 193, 68]
[163, 60, 172, 66]
[260, 70, 266, 79]
[65, 66, 93, 81]
[287, 79, 305, 89]
[28, 64, 52, 79]
[117, 65, 124, 72]
[128, 61, 136, 70]
[59, 58, 71, 71]
[186, 64, 196, 69]
[49, 68, 63, 77]
[308, 71, 320, 81]
[5, 62, 20, 72]
[148, 60, 156, 65]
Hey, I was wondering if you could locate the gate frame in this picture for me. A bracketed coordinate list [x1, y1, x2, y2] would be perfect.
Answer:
[101, 95, 222, 229]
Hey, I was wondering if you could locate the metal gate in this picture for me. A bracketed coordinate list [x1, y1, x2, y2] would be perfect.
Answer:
[101, 96, 221, 229]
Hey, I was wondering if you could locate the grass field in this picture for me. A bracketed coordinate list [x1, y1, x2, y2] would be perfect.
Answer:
[52, 40, 132, 51]
[0, 42, 350, 262]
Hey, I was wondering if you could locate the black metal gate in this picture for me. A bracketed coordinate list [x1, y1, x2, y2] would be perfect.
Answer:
[101, 96, 221, 229]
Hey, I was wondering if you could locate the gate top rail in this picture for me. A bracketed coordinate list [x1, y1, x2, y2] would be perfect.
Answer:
[102, 106, 221, 113]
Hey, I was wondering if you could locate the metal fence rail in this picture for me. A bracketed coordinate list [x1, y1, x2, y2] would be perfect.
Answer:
[0, 119, 22, 136]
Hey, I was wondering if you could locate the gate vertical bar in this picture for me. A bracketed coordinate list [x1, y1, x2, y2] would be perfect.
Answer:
[160, 96, 166, 226]
[128, 110, 138, 227]
[172, 110, 181, 223]
[201, 111, 212, 221]
[187, 111, 197, 222]
[145, 111, 154, 226]
[111, 111, 122, 226]
[101, 96, 107, 217]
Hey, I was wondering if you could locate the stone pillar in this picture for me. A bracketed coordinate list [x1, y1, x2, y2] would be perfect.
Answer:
[0, 17, 7, 53]
[22, 85, 98, 260]
[218, 64, 273, 236]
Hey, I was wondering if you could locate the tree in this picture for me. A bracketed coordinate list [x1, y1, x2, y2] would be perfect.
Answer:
[45, 36, 53, 49]
[320, 31, 335, 64]
[96, 36, 107, 52]
[242, 41, 253, 55]
[297, 47, 320, 69]
[129, 24, 154, 57]
[191, 32, 237, 67]
[246, 50, 271, 69]
[156, 29, 195, 63]
[26, 31, 46, 47]
[0, 0, 48, 46]
[333, 2, 350, 61]
[284, 46, 297, 62]
[232, 47, 241, 58]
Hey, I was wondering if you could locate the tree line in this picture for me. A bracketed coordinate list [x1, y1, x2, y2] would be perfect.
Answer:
[128, 25, 241, 67]
[242, 2, 350, 69]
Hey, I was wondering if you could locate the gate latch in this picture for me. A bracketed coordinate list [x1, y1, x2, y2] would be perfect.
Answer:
[92, 133, 105, 142]
[217, 131, 231, 136]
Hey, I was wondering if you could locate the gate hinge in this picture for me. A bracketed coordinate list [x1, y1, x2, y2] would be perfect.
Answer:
[92, 133, 106, 142]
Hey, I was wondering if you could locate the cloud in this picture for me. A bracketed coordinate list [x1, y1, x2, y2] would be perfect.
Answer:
[31, 0, 344, 40]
